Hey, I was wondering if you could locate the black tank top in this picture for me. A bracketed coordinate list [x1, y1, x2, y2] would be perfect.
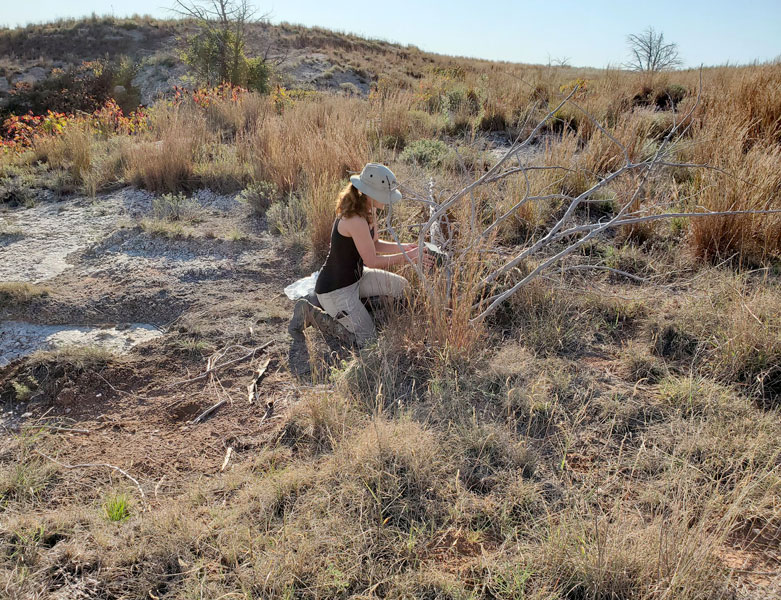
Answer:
[315, 219, 373, 294]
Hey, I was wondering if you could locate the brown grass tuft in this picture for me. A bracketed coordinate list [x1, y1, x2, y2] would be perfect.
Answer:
[124, 105, 206, 193]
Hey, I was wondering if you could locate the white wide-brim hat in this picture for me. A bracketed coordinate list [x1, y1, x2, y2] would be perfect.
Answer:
[350, 163, 403, 205]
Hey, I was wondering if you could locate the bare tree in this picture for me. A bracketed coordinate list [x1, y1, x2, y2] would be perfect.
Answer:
[173, 0, 271, 91]
[547, 54, 571, 68]
[384, 73, 780, 324]
[626, 27, 682, 73]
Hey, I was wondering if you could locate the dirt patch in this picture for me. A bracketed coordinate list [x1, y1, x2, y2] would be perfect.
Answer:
[0, 185, 305, 497]
[0, 321, 163, 366]
[282, 52, 370, 94]
[0, 189, 152, 283]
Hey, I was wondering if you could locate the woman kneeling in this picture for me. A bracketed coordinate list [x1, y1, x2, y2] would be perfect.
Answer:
[303, 163, 430, 345]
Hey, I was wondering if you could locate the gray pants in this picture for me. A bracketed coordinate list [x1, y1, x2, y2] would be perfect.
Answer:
[316, 268, 408, 345]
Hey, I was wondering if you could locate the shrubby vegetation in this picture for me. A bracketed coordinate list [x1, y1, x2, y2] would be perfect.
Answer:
[0, 16, 779, 599]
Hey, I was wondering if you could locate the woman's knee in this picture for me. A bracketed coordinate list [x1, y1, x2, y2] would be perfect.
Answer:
[390, 274, 409, 298]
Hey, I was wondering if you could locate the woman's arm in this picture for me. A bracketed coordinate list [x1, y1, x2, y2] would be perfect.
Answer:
[369, 210, 415, 253]
[342, 217, 420, 269]
[374, 238, 416, 254]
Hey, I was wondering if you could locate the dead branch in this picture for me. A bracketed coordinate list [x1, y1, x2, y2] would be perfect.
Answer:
[559, 265, 648, 283]
[390, 66, 776, 327]
[247, 357, 271, 404]
[220, 446, 233, 471]
[21, 424, 90, 434]
[389, 68, 769, 323]
[34, 450, 146, 502]
[191, 399, 227, 424]
[166, 341, 272, 388]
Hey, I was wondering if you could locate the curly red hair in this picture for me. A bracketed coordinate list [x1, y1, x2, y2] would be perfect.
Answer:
[335, 182, 372, 224]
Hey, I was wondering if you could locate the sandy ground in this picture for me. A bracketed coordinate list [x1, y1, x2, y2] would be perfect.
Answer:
[0, 186, 314, 487]
[0, 189, 150, 283]
[0, 321, 163, 367]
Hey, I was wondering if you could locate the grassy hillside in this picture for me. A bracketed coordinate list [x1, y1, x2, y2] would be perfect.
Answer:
[0, 15, 498, 92]
[0, 15, 779, 600]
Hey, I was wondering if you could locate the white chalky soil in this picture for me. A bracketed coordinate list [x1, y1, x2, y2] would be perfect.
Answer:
[0, 321, 163, 367]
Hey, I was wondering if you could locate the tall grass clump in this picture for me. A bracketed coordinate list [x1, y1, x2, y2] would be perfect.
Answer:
[33, 122, 92, 181]
[689, 143, 781, 264]
[32, 122, 125, 195]
[103, 493, 131, 522]
[245, 96, 369, 193]
[304, 174, 342, 262]
[125, 105, 207, 193]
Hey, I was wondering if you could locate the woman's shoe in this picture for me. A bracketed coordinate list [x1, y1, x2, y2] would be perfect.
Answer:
[288, 298, 356, 346]
[288, 298, 313, 341]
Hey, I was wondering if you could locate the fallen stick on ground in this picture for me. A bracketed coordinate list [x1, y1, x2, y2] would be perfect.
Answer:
[220, 447, 233, 472]
[247, 357, 271, 404]
[191, 399, 227, 424]
[34, 450, 146, 502]
[166, 341, 273, 389]
[260, 401, 274, 423]
[154, 475, 165, 498]
[21, 424, 90, 434]
[95, 372, 154, 402]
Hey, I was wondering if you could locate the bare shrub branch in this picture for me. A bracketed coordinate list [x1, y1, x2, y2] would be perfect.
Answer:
[392, 69, 777, 326]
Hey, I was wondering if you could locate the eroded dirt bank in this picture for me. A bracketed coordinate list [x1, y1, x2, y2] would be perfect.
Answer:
[0, 187, 305, 487]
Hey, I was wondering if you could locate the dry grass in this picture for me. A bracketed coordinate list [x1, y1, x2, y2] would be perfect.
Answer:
[3, 329, 778, 597]
[27, 345, 115, 370]
[0, 281, 50, 306]
[31, 123, 126, 196]
[647, 274, 781, 404]
[689, 142, 781, 264]
[1, 21, 781, 599]
[124, 105, 206, 193]
[304, 174, 342, 262]
[242, 95, 370, 193]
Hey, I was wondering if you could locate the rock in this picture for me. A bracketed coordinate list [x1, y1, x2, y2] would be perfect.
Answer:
[0, 77, 9, 94]
[11, 66, 47, 86]
[113, 85, 127, 96]
[56, 387, 77, 407]
[131, 62, 191, 105]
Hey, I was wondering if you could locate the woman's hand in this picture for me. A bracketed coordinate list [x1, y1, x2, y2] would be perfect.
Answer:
[420, 249, 435, 269]
[407, 246, 435, 268]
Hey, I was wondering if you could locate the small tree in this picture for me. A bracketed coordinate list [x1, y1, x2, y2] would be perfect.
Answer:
[626, 27, 681, 74]
[174, 0, 271, 93]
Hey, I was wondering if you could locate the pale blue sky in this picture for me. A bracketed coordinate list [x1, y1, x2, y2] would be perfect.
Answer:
[2, 1, 779, 68]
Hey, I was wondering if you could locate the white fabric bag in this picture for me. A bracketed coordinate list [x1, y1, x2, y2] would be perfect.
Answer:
[284, 271, 320, 300]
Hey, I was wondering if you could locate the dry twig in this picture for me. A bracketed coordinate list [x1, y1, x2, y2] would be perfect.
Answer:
[166, 341, 273, 388]
[34, 450, 146, 502]
[191, 399, 227, 424]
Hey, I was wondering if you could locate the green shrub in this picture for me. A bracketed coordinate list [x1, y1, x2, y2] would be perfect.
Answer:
[400, 138, 452, 168]
[267, 193, 307, 236]
[1, 60, 116, 119]
[339, 82, 359, 95]
[238, 181, 277, 215]
[152, 193, 203, 223]
[182, 28, 271, 93]
[655, 83, 687, 109]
